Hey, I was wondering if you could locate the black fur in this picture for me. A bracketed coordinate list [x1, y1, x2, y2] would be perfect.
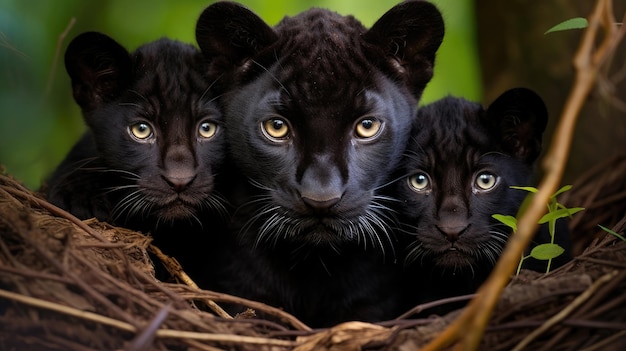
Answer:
[393, 88, 571, 314]
[43, 33, 229, 271]
[195, 1, 444, 327]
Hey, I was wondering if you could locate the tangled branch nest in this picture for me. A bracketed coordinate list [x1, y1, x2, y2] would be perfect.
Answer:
[561, 153, 626, 255]
[0, 158, 625, 350]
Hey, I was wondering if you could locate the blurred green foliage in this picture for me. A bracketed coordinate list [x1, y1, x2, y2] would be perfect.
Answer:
[0, 0, 481, 189]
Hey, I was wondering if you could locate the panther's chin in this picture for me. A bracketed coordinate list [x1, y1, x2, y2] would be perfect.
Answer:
[433, 249, 475, 268]
[154, 199, 199, 222]
[288, 217, 353, 246]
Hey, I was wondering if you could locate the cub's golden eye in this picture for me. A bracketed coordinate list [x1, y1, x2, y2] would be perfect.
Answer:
[198, 121, 217, 139]
[355, 117, 382, 139]
[408, 172, 431, 192]
[129, 122, 153, 140]
[475, 172, 498, 191]
[262, 118, 290, 140]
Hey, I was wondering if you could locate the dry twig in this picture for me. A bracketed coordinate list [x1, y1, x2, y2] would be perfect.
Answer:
[44, 17, 76, 98]
[149, 244, 233, 320]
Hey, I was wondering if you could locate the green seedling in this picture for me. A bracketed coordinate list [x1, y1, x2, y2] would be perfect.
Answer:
[493, 185, 584, 274]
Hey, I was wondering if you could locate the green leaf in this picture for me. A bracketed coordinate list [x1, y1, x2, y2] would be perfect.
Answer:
[598, 225, 626, 242]
[538, 207, 585, 224]
[530, 243, 565, 260]
[548, 217, 556, 239]
[555, 202, 568, 210]
[545, 18, 589, 34]
[511, 186, 538, 193]
[552, 184, 573, 198]
[492, 214, 517, 231]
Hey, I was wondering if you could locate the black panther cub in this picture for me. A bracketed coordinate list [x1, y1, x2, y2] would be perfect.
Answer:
[194, 1, 444, 326]
[44, 32, 228, 274]
[394, 88, 572, 313]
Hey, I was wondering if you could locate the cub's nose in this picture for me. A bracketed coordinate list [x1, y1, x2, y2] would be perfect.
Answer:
[162, 174, 196, 192]
[436, 225, 469, 243]
[301, 196, 341, 214]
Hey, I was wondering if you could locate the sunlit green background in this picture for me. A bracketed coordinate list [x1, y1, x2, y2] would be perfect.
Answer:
[0, 0, 481, 189]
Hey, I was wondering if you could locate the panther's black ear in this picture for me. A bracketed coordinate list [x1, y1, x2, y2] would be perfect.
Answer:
[65, 31, 131, 112]
[485, 87, 548, 164]
[362, 0, 444, 98]
[195, 1, 278, 71]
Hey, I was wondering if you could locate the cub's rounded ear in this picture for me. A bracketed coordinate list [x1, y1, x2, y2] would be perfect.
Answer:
[485, 87, 549, 164]
[362, 0, 444, 97]
[64, 31, 131, 112]
[195, 2, 277, 71]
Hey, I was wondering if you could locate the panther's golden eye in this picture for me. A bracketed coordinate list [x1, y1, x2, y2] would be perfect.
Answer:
[408, 172, 431, 192]
[475, 172, 498, 191]
[262, 118, 290, 141]
[198, 121, 218, 139]
[129, 122, 153, 140]
[355, 117, 382, 139]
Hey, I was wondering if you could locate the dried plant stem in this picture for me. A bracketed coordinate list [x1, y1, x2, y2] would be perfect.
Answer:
[173, 288, 313, 332]
[0, 288, 137, 333]
[0, 288, 298, 348]
[182, 339, 227, 351]
[155, 330, 297, 347]
[422, 1, 623, 350]
[149, 244, 233, 320]
[45, 17, 76, 98]
[579, 330, 626, 351]
[128, 304, 172, 351]
[2, 185, 110, 244]
[394, 294, 475, 320]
